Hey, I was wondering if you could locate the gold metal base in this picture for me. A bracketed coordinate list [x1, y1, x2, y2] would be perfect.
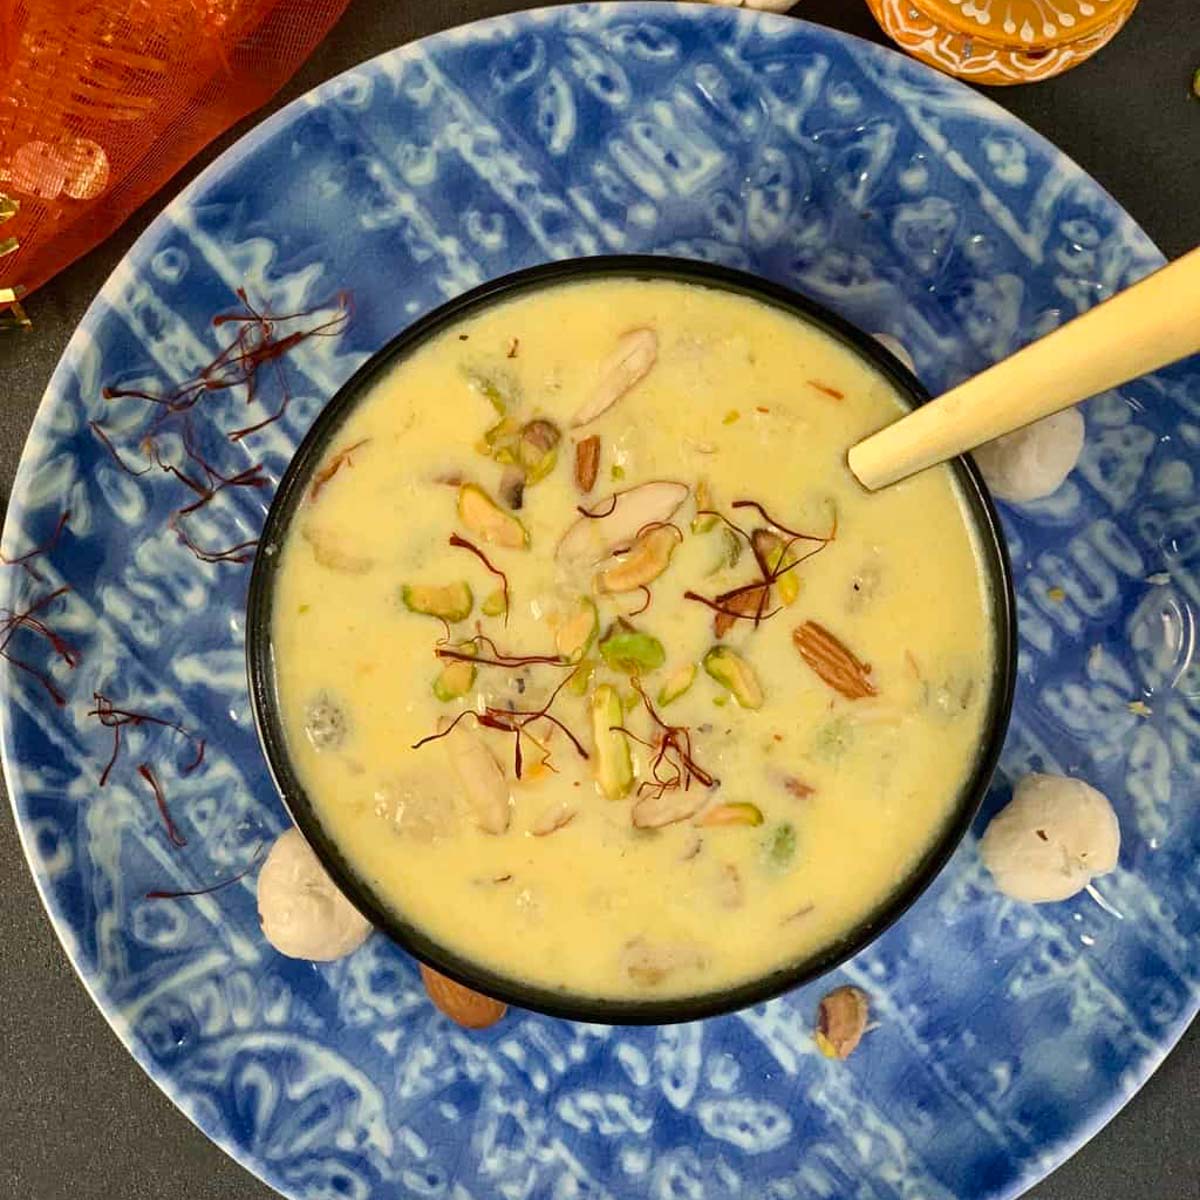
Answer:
[0, 285, 30, 330]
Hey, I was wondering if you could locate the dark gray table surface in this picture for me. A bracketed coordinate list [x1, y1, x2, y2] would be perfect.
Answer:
[2, 2, 1198, 1198]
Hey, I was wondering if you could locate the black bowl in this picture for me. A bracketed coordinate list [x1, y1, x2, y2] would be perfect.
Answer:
[247, 255, 1016, 1025]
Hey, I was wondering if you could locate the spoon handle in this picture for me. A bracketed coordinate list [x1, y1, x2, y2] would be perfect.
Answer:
[848, 244, 1200, 491]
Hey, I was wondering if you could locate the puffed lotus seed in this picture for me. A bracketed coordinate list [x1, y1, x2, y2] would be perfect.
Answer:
[257, 828, 372, 960]
[979, 773, 1120, 903]
[972, 408, 1085, 504]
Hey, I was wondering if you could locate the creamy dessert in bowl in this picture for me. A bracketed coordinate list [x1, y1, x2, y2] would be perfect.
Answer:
[247, 257, 1015, 1023]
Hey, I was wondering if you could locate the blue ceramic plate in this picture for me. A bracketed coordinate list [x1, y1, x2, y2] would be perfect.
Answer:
[5, 6, 1198, 1199]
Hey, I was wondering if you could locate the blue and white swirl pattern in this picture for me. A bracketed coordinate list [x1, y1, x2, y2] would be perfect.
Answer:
[3, 7, 1198, 1199]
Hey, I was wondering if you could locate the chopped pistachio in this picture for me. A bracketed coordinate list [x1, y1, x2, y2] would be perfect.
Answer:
[722, 409, 740, 425]
[402, 581, 473, 622]
[765, 821, 797, 868]
[433, 659, 477, 701]
[692, 479, 718, 534]
[777, 569, 800, 607]
[595, 524, 681, 593]
[458, 483, 529, 549]
[699, 801, 764, 827]
[480, 415, 521, 457]
[517, 419, 561, 482]
[481, 588, 507, 617]
[813, 715, 853, 761]
[464, 366, 519, 415]
[498, 467, 525, 510]
[753, 529, 800, 605]
[566, 659, 596, 697]
[706, 527, 742, 576]
[703, 646, 764, 709]
[591, 684, 633, 799]
[611, 464, 626, 481]
[556, 597, 598, 662]
[658, 662, 697, 707]
[599, 623, 666, 674]
[480, 417, 559, 496]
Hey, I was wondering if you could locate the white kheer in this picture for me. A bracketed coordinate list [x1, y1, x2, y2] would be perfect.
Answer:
[270, 278, 996, 999]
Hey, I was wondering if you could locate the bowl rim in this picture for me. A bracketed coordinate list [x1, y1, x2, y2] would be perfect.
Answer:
[246, 254, 1017, 1025]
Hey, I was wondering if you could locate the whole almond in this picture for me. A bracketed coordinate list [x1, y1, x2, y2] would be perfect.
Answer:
[815, 984, 870, 1059]
[557, 480, 688, 565]
[575, 435, 600, 492]
[792, 620, 877, 700]
[714, 584, 770, 637]
[441, 717, 511, 834]
[419, 963, 507, 1028]
[531, 800, 577, 836]
[631, 788, 706, 829]
[301, 524, 374, 575]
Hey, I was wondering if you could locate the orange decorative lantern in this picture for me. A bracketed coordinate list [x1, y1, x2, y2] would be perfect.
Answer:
[0, 0, 350, 324]
[865, 0, 1142, 86]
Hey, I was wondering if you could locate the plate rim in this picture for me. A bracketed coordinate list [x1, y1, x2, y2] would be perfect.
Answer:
[1, 6, 1187, 1200]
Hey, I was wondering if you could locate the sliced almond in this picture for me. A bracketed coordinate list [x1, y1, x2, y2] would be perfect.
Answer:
[531, 800, 577, 837]
[595, 524, 681, 593]
[419, 963, 507, 1028]
[572, 328, 658, 427]
[815, 985, 870, 1059]
[442, 717, 511, 834]
[575, 435, 600, 492]
[557, 481, 688, 565]
[792, 621, 877, 700]
[632, 788, 706, 829]
[301, 525, 374, 575]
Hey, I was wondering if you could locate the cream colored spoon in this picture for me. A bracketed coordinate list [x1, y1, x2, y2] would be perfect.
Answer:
[848, 245, 1200, 491]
